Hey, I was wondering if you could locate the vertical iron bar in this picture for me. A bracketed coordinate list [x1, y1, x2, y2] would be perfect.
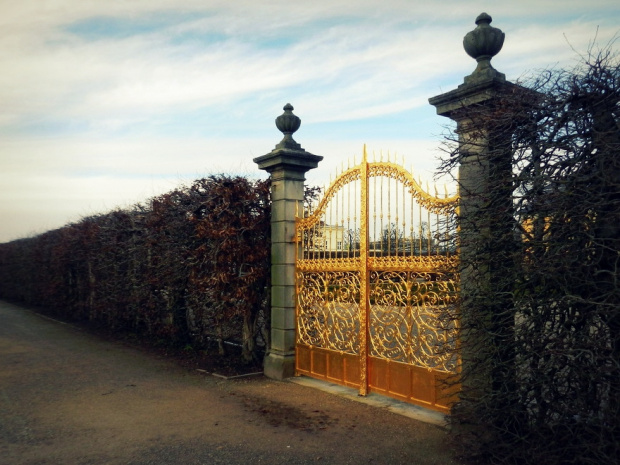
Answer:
[372, 159, 376, 258]
[380, 163, 384, 258]
[331, 184, 335, 256]
[427, 208, 432, 256]
[387, 171, 391, 256]
[346, 171, 350, 258]
[410, 185, 414, 256]
[419, 203, 423, 255]
[395, 169, 399, 256]
[355, 171, 359, 258]
[402, 175, 406, 257]
[436, 211, 440, 255]
[359, 145, 369, 396]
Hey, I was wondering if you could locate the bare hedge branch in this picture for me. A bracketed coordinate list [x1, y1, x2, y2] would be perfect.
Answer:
[440, 44, 620, 464]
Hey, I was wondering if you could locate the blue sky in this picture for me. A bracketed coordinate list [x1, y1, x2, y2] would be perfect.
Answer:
[1, 0, 618, 242]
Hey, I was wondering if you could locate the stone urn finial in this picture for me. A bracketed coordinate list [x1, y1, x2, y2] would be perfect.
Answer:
[462, 13, 505, 84]
[254, 102, 322, 173]
[274, 103, 302, 150]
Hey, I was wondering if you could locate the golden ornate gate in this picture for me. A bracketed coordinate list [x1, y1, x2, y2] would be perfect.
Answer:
[295, 147, 459, 412]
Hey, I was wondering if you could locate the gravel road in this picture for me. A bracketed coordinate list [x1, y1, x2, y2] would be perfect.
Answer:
[0, 300, 459, 465]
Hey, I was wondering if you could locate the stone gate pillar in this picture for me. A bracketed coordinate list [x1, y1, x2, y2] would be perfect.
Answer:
[429, 13, 521, 411]
[254, 104, 322, 380]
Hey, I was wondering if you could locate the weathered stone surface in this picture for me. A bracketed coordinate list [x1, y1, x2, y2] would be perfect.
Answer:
[255, 104, 322, 380]
[461, 12, 506, 85]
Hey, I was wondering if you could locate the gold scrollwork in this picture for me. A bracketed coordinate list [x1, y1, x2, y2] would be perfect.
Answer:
[368, 270, 458, 373]
[369, 255, 458, 273]
[296, 270, 361, 354]
[297, 159, 457, 230]
[367, 162, 458, 214]
[297, 168, 360, 229]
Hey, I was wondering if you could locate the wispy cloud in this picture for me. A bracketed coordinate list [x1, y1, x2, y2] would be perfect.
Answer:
[0, 0, 618, 242]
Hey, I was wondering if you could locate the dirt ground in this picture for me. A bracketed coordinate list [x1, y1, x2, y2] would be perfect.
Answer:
[0, 300, 460, 465]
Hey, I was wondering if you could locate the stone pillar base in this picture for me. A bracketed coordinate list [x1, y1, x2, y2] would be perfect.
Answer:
[264, 352, 296, 380]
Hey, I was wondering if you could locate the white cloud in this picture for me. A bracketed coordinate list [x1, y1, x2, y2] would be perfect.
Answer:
[0, 0, 618, 242]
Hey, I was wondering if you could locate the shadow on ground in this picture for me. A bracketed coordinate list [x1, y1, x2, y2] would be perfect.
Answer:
[0, 300, 460, 465]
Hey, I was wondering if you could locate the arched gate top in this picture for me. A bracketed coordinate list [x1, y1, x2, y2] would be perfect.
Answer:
[298, 146, 458, 229]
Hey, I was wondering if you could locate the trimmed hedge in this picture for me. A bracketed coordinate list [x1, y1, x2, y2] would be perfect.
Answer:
[0, 175, 271, 362]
